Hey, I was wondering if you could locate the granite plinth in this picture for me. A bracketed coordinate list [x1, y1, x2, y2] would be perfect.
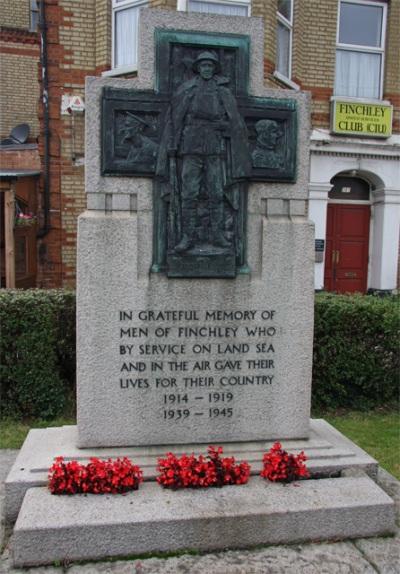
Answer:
[11, 475, 395, 567]
[5, 419, 379, 524]
[77, 210, 314, 447]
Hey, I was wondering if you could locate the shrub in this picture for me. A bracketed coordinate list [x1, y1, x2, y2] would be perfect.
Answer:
[1, 289, 398, 419]
[0, 289, 76, 419]
[312, 293, 399, 410]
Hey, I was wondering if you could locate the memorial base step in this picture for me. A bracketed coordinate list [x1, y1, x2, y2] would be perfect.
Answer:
[5, 419, 380, 524]
[11, 475, 395, 567]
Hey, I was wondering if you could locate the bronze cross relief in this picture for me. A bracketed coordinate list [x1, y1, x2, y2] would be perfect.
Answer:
[102, 31, 297, 278]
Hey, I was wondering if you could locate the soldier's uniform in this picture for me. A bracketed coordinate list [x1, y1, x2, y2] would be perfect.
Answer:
[156, 51, 252, 253]
[178, 73, 229, 250]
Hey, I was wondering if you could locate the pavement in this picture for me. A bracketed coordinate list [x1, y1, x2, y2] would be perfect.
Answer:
[1, 449, 399, 574]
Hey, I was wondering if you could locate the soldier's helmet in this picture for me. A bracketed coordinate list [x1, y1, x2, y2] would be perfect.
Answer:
[192, 51, 221, 74]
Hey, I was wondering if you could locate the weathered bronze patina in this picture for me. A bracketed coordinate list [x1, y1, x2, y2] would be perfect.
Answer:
[102, 30, 297, 278]
[155, 50, 251, 276]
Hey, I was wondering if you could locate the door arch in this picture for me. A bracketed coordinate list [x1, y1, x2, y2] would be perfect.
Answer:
[324, 175, 371, 294]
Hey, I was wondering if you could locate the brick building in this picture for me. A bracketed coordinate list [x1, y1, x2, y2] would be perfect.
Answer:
[1, 0, 399, 291]
[0, 1, 41, 287]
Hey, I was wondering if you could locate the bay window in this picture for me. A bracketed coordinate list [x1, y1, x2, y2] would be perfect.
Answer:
[112, 0, 148, 70]
[276, 0, 293, 80]
[334, 1, 387, 99]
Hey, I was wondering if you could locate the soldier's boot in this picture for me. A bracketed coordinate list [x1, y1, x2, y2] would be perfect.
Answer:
[175, 209, 197, 253]
[210, 204, 231, 248]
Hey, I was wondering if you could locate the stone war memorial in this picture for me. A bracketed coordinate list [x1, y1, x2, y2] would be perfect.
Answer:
[6, 10, 395, 567]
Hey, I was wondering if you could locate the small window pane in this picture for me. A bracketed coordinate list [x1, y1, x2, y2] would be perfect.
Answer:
[188, 1, 248, 16]
[30, 0, 39, 31]
[30, 11, 39, 31]
[335, 50, 381, 98]
[115, 6, 140, 67]
[277, 0, 292, 22]
[339, 2, 383, 47]
[276, 21, 290, 77]
[329, 177, 370, 201]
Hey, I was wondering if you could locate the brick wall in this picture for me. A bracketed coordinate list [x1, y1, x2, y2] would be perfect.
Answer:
[0, 0, 30, 30]
[59, 0, 96, 71]
[0, 50, 40, 139]
[251, 0, 276, 82]
[95, 0, 112, 72]
[35, 0, 97, 288]
[59, 0, 96, 286]
[292, 0, 337, 128]
[0, 147, 40, 169]
[0, 22, 40, 139]
[27, 0, 105, 287]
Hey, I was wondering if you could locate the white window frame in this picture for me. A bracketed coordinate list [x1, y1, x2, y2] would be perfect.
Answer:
[177, 0, 251, 16]
[30, 0, 39, 32]
[275, 0, 293, 82]
[335, 0, 387, 100]
[111, 0, 148, 73]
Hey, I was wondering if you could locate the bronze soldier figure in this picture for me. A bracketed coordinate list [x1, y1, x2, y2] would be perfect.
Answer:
[156, 51, 252, 254]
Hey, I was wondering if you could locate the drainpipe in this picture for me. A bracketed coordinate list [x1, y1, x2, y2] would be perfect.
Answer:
[37, 0, 51, 238]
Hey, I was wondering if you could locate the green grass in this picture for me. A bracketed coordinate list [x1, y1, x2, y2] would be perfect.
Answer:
[1, 411, 398, 479]
[325, 410, 400, 479]
[0, 417, 75, 449]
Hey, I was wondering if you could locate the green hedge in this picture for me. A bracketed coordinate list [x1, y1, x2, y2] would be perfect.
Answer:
[313, 293, 399, 410]
[0, 290, 75, 419]
[0, 290, 398, 419]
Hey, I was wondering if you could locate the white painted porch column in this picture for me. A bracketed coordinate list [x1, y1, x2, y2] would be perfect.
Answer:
[309, 183, 332, 290]
[370, 188, 400, 291]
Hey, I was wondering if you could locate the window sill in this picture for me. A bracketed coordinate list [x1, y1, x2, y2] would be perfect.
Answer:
[273, 71, 300, 91]
[102, 65, 138, 78]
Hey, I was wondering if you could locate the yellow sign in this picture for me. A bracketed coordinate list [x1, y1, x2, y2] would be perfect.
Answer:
[332, 100, 393, 138]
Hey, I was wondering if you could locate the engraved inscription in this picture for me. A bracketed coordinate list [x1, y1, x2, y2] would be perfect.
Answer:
[117, 309, 277, 424]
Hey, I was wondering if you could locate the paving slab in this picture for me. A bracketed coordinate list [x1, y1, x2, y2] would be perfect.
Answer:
[377, 468, 400, 524]
[1, 542, 383, 574]
[343, 467, 400, 574]
[0, 548, 61, 574]
[354, 535, 400, 574]
[66, 543, 379, 574]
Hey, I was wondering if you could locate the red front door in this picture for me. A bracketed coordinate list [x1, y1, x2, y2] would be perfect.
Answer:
[324, 204, 370, 294]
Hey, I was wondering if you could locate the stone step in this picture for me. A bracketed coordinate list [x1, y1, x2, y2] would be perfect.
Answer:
[5, 419, 379, 523]
[12, 475, 395, 567]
